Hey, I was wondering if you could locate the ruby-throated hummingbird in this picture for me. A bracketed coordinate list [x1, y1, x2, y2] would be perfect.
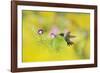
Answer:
[59, 32, 75, 45]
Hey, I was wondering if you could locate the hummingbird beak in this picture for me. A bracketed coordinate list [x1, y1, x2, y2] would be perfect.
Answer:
[59, 33, 64, 37]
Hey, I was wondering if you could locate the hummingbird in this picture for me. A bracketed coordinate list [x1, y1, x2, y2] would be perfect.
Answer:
[59, 32, 75, 46]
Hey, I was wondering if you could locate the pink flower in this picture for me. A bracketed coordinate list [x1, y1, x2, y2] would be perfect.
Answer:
[38, 29, 43, 35]
[49, 26, 59, 38]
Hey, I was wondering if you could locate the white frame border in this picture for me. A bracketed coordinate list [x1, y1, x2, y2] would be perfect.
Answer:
[17, 5, 94, 68]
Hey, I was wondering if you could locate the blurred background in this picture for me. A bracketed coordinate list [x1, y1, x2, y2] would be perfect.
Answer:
[22, 10, 90, 62]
